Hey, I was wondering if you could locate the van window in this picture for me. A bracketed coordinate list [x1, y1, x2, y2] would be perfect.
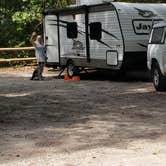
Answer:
[151, 27, 164, 44]
[67, 22, 78, 39]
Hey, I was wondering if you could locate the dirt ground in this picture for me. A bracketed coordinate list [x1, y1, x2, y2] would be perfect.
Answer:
[0, 66, 166, 166]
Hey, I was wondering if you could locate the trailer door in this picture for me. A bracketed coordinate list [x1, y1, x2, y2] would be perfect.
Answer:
[44, 15, 59, 64]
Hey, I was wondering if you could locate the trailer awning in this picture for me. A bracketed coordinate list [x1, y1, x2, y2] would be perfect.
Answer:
[43, 3, 115, 16]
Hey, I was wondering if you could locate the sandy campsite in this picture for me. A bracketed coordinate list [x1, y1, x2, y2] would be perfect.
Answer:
[0, 67, 166, 166]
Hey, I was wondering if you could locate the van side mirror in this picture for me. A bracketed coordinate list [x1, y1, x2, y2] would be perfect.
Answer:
[89, 22, 102, 40]
[67, 22, 78, 39]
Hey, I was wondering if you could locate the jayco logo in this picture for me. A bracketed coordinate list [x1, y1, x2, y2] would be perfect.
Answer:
[133, 20, 152, 34]
[137, 23, 151, 30]
[133, 19, 162, 35]
[135, 8, 157, 18]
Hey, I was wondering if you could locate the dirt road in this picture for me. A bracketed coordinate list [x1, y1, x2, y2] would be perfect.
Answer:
[0, 67, 166, 166]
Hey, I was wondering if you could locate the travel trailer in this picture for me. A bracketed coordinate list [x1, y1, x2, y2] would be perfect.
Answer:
[43, 1, 166, 77]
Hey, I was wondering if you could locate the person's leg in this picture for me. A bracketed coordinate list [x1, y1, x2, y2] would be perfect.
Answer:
[39, 62, 44, 79]
[37, 63, 42, 80]
[30, 68, 37, 80]
[38, 62, 45, 80]
[40, 62, 44, 77]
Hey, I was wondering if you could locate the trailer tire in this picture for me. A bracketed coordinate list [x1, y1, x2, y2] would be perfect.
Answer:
[67, 61, 79, 78]
[151, 62, 166, 91]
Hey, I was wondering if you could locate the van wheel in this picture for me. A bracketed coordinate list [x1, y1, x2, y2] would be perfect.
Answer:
[67, 61, 79, 78]
[152, 63, 166, 91]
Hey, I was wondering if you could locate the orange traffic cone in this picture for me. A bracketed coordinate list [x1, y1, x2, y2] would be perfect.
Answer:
[64, 73, 80, 81]
[72, 76, 80, 81]
[64, 74, 71, 80]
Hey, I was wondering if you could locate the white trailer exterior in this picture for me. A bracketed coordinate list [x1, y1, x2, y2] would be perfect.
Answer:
[43, 2, 166, 74]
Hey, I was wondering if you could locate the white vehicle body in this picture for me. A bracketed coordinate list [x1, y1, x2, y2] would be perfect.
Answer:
[43, 2, 166, 74]
[147, 22, 166, 91]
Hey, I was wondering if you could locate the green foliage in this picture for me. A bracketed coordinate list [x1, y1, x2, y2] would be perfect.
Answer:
[0, 0, 75, 48]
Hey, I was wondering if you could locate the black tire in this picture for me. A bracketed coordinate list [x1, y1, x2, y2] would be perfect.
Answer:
[151, 63, 166, 91]
[67, 61, 79, 78]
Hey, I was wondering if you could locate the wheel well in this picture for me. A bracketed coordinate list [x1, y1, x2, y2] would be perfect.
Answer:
[151, 58, 158, 68]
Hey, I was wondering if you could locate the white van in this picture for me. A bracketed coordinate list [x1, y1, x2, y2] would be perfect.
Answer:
[147, 22, 166, 91]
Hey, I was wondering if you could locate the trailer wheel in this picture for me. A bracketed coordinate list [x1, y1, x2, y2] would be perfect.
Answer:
[67, 61, 79, 78]
[151, 63, 166, 91]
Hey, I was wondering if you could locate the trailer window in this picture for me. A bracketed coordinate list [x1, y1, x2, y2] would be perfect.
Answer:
[89, 22, 102, 40]
[67, 22, 78, 39]
[151, 27, 164, 44]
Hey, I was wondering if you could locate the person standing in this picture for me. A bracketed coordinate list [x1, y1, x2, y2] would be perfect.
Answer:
[30, 32, 46, 80]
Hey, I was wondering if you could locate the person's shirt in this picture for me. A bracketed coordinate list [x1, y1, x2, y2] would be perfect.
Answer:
[35, 43, 46, 62]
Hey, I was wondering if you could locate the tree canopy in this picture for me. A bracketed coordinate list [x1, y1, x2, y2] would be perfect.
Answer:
[0, 0, 165, 48]
[0, 0, 74, 47]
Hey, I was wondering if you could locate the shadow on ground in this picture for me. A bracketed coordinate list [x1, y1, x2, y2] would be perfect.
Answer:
[79, 70, 151, 82]
[0, 70, 165, 163]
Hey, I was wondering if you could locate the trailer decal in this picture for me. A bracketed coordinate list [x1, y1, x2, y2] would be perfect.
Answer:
[97, 40, 112, 49]
[134, 8, 157, 18]
[102, 29, 119, 40]
[72, 40, 85, 50]
[138, 43, 147, 48]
